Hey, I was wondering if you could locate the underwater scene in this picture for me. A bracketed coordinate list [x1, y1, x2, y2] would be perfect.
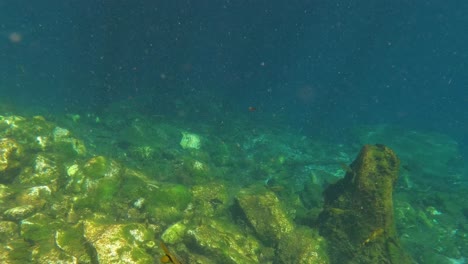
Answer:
[1, 1, 467, 264]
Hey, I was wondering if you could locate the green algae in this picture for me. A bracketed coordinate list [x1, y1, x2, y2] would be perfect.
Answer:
[0, 110, 463, 262]
[235, 185, 294, 245]
[6, 239, 33, 262]
[54, 224, 92, 263]
[147, 184, 191, 210]
[319, 144, 412, 264]
[277, 227, 329, 264]
[83, 156, 109, 179]
[20, 213, 57, 242]
[95, 178, 121, 202]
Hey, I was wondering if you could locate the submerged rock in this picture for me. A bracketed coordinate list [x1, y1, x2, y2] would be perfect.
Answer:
[161, 221, 187, 244]
[20, 213, 56, 242]
[0, 221, 19, 242]
[319, 144, 413, 264]
[277, 227, 329, 264]
[83, 221, 155, 264]
[235, 185, 294, 245]
[0, 138, 22, 183]
[185, 218, 272, 263]
[180, 131, 201, 150]
[18, 154, 60, 190]
[52, 126, 87, 156]
[4, 205, 36, 221]
[0, 184, 13, 200]
[190, 182, 229, 218]
[54, 223, 91, 263]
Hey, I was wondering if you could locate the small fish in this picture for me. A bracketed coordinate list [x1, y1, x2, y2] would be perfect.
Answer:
[248, 106, 257, 112]
[160, 241, 181, 264]
[209, 198, 223, 209]
[361, 228, 384, 246]
[328, 207, 347, 215]
[267, 185, 285, 193]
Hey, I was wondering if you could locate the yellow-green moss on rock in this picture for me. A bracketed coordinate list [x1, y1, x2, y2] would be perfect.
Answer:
[190, 182, 229, 217]
[235, 185, 294, 245]
[319, 144, 413, 264]
[83, 221, 154, 264]
[277, 227, 329, 264]
[185, 218, 271, 263]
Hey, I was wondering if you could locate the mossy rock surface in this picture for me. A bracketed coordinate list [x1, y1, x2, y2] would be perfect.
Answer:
[277, 227, 329, 264]
[235, 185, 294, 244]
[83, 156, 110, 179]
[147, 184, 191, 210]
[83, 221, 154, 264]
[319, 144, 413, 264]
[185, 218, 271, 263]
[20, 213, 58, 242]
[191, 182, 230, 217]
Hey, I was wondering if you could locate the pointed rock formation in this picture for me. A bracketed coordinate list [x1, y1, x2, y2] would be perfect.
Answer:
[319, 144, 412, 264]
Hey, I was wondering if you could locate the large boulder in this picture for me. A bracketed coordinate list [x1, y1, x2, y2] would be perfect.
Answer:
[319, 144, 412, 264]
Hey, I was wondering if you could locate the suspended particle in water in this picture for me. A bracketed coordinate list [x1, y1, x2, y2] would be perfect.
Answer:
[8, 32, 23, 43]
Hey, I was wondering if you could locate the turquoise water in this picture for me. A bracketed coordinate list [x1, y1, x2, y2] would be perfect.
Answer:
[1, 1, 467, 263]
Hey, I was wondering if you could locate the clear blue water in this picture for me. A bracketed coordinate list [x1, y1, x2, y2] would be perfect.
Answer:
[2, 1, 466, 141]
[1, 1, 467, 263]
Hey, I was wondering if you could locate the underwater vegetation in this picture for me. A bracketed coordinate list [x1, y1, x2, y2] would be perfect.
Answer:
[319, 144, 412, 264]
[0, 106, 466, 263]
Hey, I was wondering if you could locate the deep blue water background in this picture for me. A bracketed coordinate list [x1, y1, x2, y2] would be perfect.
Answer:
[1, 0, 467, 152]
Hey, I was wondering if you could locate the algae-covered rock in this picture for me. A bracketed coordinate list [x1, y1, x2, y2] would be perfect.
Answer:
[180, 131, 201, 149]
[161, 221, 187, 244]
[0, 223, 34, 262]
[179, 156, 214, 183]
[0, 138, 21, 171]
[235, 185, 294, 244]
[18, 213, 75, 263]
[0, 239, 32, 263]
[83, 221, 155, 264]
[0, 221, 19, 242]
[18, 154, 60, 187]
[83, 155, 112, 179]
[152, 184, 191, 209]
[4, 205, 36, 221]
[0, 184, 13, 201]
[148, 206, 185, 226]
[31, 246, 78, 264]
[19, 213, 78, 263]
[0, 138, 22, 183]
[20, 213, 57, 242]
[18, 213, 77, 263]
[319, 144, 412, 264]
[16, 186, 52, 208]
[145, 184, 191, 223]
[69, 157, 124, 212]
[55, 223, 91, 263]
[52, 126, 87, 156]
[190, 182, 229, 217]
[185, 218, 273, 263]
[277, 227, 329, 264]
